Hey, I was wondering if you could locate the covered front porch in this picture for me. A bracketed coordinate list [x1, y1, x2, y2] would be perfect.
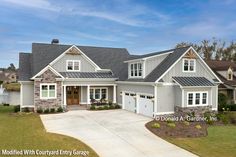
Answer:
[62, 84, 117, 107]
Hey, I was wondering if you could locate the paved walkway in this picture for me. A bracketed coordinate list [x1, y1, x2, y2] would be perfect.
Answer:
[40, 110, 197, 157]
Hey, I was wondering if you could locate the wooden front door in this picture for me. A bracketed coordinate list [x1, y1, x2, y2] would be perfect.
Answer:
[67, 86, 80, 105]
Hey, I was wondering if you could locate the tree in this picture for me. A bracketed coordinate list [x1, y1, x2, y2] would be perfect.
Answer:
[7, 63, 16, 70]
[176, 38, 236, 61]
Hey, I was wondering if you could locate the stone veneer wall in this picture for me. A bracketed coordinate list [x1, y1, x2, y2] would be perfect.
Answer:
[34, 69, 62, 110]
[175, 106, 213, 116]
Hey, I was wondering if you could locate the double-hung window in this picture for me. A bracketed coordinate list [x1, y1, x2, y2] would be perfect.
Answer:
[40, 84, 57, 99]
[183, 59, 195, 72]
[90, 88, 108, 100]
[130, 62, 143, 78]
[187, 92, 208, 106]
[67, 60, 80, 71]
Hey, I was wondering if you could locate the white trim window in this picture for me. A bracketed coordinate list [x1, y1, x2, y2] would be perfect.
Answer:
[66, 60, 81, 71]
[187, 92, 208, 106]
[40, 83, 57, 99]
[130, 62, 143, 78]
[90, 87, 108, 100]
[183, 59, 196, 72]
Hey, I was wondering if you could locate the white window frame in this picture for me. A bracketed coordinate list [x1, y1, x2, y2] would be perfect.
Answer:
[66, 60, 81, 71]
[40, 83, 57, 99]
[182, 59, 196, 72]
[89, 87, 108, 100]
[187, 91, 208, 107]
[129, 62, 143, 78]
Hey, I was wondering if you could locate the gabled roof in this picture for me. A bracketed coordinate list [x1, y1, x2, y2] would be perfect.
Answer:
[121, 46, 190, 82]
[19, 43, 130, 81]
[214, 70, 236, 86]
[173, 77, 215, 87]
[206, 60, 236, 71]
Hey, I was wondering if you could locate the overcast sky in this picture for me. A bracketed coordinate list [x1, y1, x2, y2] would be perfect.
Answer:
[0, 0, 236, 68]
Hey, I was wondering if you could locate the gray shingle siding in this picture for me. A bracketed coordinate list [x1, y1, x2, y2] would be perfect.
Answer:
[173, 77, 215, 86]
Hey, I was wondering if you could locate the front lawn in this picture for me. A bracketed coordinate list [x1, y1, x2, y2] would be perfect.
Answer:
[0, 106, 98, 157]
[165, 125, 236, 157]
[147, 112, 236, 157]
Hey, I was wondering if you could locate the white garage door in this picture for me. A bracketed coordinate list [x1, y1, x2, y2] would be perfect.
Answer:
[138, 95, 154, 117]
[124, 92, 136, 112]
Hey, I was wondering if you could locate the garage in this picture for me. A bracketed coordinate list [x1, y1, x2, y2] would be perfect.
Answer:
[138, 95, 154, 117]
[124, 92, 136, 112]
[123, 92, 154, 118]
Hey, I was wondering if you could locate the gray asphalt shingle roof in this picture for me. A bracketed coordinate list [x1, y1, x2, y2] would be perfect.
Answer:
[173, 77, 215, 86]
[60, 72, 116, 79]
[18, 43, 191, 82]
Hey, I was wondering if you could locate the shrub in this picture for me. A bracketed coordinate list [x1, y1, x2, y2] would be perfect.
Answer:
[166, 119, 174, 123]
[228, 112, 236, 124]
[183, 121, 190, 126]
[108, 101, 113, 106]
[218, 114, 230, 124]
[97, 106, 104, 110]
[218, 93, 228, 106]
[57, 106, 63, 113]
[151, 122, 160, 128]
[14, 105, 20, 113]
[109, 105, 115, 109]
[44, 108, 50, 114]
[37, 108, 43, 114]
[167, 123, 176, 128]
[24, 107, 30, 113]
[204, 112, 215, 125]
[50, 108, 55, 113]
[90, 105, 96, 110]
[3, 103, 9, 106]
[104, 105, 109, 110]
[114, 104, 121, 109]
[195, 124, 202, 129]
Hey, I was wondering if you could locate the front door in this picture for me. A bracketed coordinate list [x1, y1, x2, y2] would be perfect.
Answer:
[67, 86, 80, 105]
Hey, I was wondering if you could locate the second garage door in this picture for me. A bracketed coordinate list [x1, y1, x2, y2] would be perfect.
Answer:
[138, 95, 154, 117]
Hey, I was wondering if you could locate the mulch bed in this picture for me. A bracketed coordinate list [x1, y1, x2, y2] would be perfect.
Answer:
[146, 120, 209, 138]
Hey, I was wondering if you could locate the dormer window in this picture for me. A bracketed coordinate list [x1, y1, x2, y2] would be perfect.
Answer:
[183, 59, 195, 72]
[130, 62, 143, 78]
[227, 68, 233, 80]
[66, 60, 80, 71]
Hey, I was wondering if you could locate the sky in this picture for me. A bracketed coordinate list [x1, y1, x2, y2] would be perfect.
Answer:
[0, 0, 236, 68]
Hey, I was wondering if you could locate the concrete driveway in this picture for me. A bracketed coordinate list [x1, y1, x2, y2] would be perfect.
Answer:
[40, 110, 197, 157]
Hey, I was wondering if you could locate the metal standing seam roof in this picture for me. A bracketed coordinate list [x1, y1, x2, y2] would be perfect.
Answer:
[60, 72, 116, 79]
[172, 77, 215, 86]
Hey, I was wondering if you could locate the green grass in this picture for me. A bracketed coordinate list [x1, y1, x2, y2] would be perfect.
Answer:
[164, 113, 236, 157]
[0, 106, 99, 157]
[3, 82, 20, 91]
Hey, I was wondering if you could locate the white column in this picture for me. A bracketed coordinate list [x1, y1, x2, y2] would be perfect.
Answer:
[63, 86, 67, 106]
[136, 94, 140, 114]
[122, 92, 125, 109]
[154, 85, 158, 115]
[113, 85, 117, 103]
[87, 85, 90, 104]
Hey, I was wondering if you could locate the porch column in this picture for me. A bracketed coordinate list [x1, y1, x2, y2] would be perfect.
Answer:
[63, 85, 67, 106]
[154, 85, 158, 115]
[113, 85, 117, 103]
[87, 85, 90, 104]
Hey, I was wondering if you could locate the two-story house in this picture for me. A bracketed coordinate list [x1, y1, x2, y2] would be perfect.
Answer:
[19, 41, 222, 117]
[206, 60, 236, 104]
